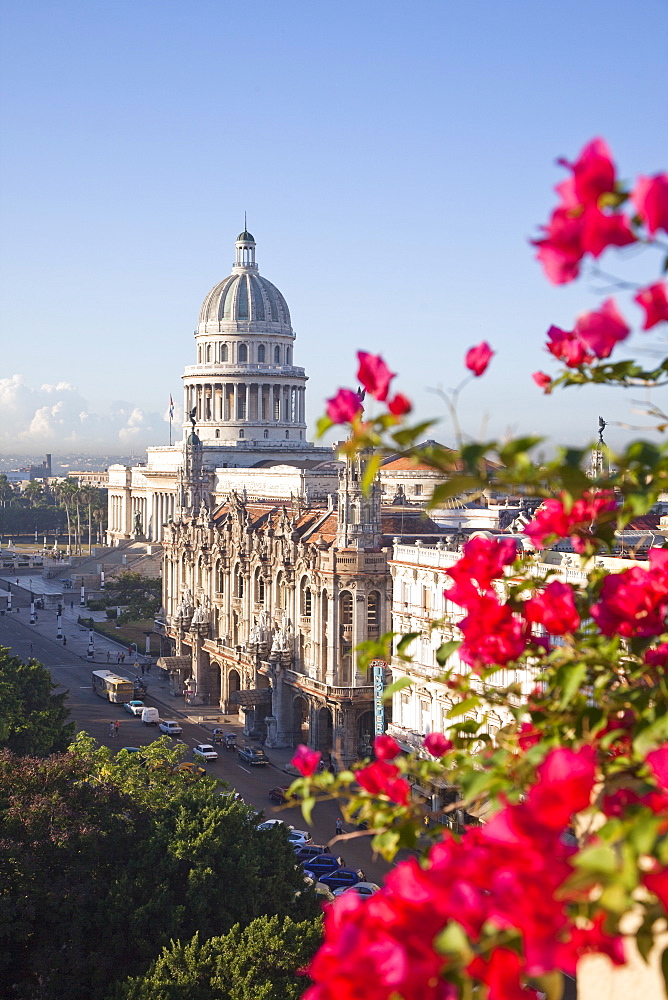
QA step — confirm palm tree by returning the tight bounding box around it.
[55,480,78,556]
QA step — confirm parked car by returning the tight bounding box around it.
[302,875,336,902]
[287,829,312,845]
[158,720,183,736]
[141,707,159,725]
[293,844,332,863]
[311,867,366,891]
[257,819,293,832]
[237,745,268,765]
[300,854,344,878]
[193,743,218,760]
[333,881,381,898]
[123,700,145,716]
[268,786,291,804]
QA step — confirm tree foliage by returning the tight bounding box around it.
[117,915,322,1000]
[0,646,74,754]
[106,571,163,621]
[0,737,319,1000]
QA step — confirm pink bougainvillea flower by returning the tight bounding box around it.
[423,732,452,757]
[532,371,552,391]
[458,592,528,671]
[356,759,411,805]
[546,324,593,368]
[591,549,668,639]
[524,580,580,635]
[445,535,517,602]
[387,392,412,416]
[645,643,668,669]
[468,948,528,1000]
[646,745,668,792]
[357,351,396,402]
[291,744,321,777]
[634,281,668,330]
[580,205,635,258]
[326,388,363,424]
[632,173,668,235]
[644,867,668,912]
[533,206,585,284]
[574,298,630,359]
[523,491,616,552]
[465,341,494,376]
[559,137,616,207]
[373,734,402,761]
[526,745,596,829]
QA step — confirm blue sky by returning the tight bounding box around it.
[0,0,666,456]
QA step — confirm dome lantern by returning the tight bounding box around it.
[234,215,257,271]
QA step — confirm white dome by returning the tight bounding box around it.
[198,232,292,334]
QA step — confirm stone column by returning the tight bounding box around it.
[326,591,337,686]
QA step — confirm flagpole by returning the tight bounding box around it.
[169,414,172,447]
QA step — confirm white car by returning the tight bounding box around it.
[333,881,381,898]
[257,818,292,832]
[287,829,312,845]
[193,743,218,760]
[158,720,183,736]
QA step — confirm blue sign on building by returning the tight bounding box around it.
[371,660,387,737]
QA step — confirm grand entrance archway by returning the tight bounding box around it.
[317,706,334,756]
[357,710,374,758]
[292,695,309,746]
[227,668,241,714]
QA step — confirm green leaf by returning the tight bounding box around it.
[391,421,437,448]
[661,945,668,993]
[558,661,587,708]
[361,453,382,494]
[396,632,421,655]
[572,843,617,875]
[446,696,480,719]
[315,414,334,438]
[529,971,564,1000]
[433,920,472,960]
[634,714,668,756]
[300,795,315,826]
[381,676,413,702]
[435,640,462,666]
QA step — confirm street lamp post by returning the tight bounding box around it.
[80,577,85,607]
[7,590,11,613]
[87,630,94,660]
[30,593,35,625]
[56,612,62,640]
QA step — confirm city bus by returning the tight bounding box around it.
[91,670,134,703]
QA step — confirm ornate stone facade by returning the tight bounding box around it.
[161,456,396,767]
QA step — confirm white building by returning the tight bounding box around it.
[107,229,331,543]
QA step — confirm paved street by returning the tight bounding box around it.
[0,602,392,885]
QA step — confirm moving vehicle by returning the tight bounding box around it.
[257,819,292,832]
[141,707,159,725]
[193,743,218,760]
[237,745,268,765]
[123,700,145,716]
[268,786,290,804]
[333,881,381,898]
[91,670,134,704]
[300,854,344,878]
[159,720,183,736]
[311,867,366,891]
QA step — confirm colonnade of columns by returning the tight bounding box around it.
[184,382,306,426]
[150,492,176,542]
[108,493,128,534]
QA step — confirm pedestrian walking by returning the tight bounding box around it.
[106,651,111,663]
[29,642,33,656]
[335,817,343,836]
[70,600,74,610]
[121,653,125,663]
[140,663,145,675]
[117,652,121,664]
[114,720,120,736]
[109,723,115,738]
[62,637,67,647]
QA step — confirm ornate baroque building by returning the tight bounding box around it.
[160,455,396,766]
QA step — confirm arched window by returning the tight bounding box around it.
[340,591,353,624]
[276,572,285,609]
[255,570,265,604]
[274,345,281,364]
[239,429,244,439]
[301,581,312,617]
[368,591,379,631]
[285,430,289,439]
[286,346,292,365]
[215,428,220,438]
[238,343,248,363]
[264,429,269,439]
[206,344,212,362]
[257,344,266,363]
[234,565,244,598]
[220,343,228,362]
[216,564,224,595]
[198,345,202,364]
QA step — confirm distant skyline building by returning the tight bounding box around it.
[107,230,331,542]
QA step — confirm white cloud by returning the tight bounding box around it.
[0,374,173,453]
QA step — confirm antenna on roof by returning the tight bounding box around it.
[244,210,247,232]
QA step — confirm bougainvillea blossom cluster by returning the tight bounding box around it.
[305,747,625,1000]
[523,490,616,553]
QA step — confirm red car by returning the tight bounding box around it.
[269,786,290,804]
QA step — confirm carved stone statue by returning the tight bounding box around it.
[133,511,142,536]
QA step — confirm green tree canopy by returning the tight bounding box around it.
[0,647,74,754]
[1,737,320,1000]
[117,915,322,1000]
[107,571,162,621]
